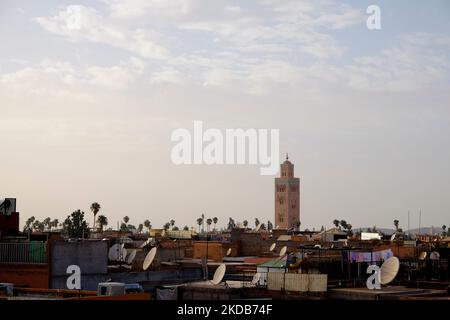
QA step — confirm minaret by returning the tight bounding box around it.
[274,154,300,229]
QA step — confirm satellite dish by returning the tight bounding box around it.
[269,243,276,252]
[120,247,127,261]
[380,256,400,285]
[314,244,321,249]
[390,233,396,241]
[143,247,157,270]
[251,273,261,285]
[279,246,287,257]
[108,244,120,261]
[430,251,440,260]
[419,251,427,260]
[127,249,137,264]
[255,224,262,232]
[211,263,226,285]
[140,239,150,248]
[226,248,232,256]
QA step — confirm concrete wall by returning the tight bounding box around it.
[50,240,108,290]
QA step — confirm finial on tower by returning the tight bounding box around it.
[286,153,289,161]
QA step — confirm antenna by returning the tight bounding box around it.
[127,249,137,264]
[379,256,400,285]
[143,247,157,270]
[140,238,150,249]
[418,251,427,260]
[251,273,261,285]
[120,247,127,262]
[407,210,410,239]
[279,246,287,257]
[430,251,440,260]
[108,244,121,261]
[269,243,276,252]
[419,209,421,235]
[211,263,226,285]
[226,248,232,256]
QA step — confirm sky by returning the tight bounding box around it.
[1,0,450,231]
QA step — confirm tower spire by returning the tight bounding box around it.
[286,153,289,161]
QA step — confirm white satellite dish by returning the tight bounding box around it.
[279,246,287,257]
[430,251,440,260]
[120,247,127,261]
[269,243,276,252]
[226,248,232,256]
[255,224,262,232]
[127,249,137,264]
[251,273,261,285]
[108,244,120,261]
[390,233,396,241]
[419,251,427,260]
[380,256,400,285]
[140,239,150,248]
[211,263,226,285]
[143,247,157,271]
[314,244,321,249]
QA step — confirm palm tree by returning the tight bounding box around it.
[170,219,175,230]
[183,225,189,231]
[51,219,59,230]
[196,218,203,233]
[201,214,205,232]
[138,223,144,233]
[442,225,447,237]
[90,202,101,230]
[163,222,171,230]
[333,219,340,229]
[173,226,179,231]
[123,216,130,224]
[206,218,212,232]
[97,215,108,232]
[394,219,399,231]
[340,220,347,230]
[213,217,218,231]
[243,220,249,229]
[144,220,151,232]
[43,217,51,231]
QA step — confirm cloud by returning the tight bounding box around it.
[35,5,170,59]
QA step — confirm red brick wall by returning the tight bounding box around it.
[0,263,49,288]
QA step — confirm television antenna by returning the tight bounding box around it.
[143,247,157,271]
[108,244,120,261]
[418,251,427,260]
[430,251,440,260]
[279,246,287,257]
[379,256,400,285]
[211,263,226,285]
[127,249,137,264]
[269,243,276,252]
[251,272,261,285]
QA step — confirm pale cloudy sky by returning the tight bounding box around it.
[1,0,450,231]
